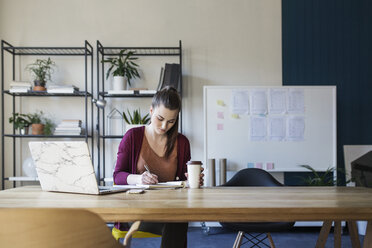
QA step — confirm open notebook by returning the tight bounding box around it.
[114,181,186,189]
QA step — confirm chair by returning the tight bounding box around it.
[220,168,295,248]
[0,208,123,248]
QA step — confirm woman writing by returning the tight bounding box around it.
[113,86,203,247]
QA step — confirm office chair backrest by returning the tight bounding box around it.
[223,168,283,187]
[0,208,122,248]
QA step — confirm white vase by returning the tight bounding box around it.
[112,76,126,91]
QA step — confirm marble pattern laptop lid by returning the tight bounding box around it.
[29,141,100,194]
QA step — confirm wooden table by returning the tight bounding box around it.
[1,186,372,247]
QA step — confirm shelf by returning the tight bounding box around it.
[98,47,180,57]
[4,90,92,97]
[101,135,124,139]
[4,134,92,138]
[7,177,39,182]
[2,41,93,56]
[99,92,155,98]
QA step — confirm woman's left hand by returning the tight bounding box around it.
[185,167,205,187]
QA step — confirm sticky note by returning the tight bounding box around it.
[266,163,274,170]
[217,123,224,130]
[231,114,240,119]
[255,162,263,169]
[217,112,224,119]
[247,163,254,168]
[217,100,226,106]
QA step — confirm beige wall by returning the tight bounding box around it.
[0,0,282,188]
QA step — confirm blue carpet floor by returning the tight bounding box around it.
[129,227,364,248]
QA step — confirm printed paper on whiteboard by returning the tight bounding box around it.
[268,116,286,141]
[231,90,249,114]
[250,116,267,141]
[250,89,268,115]
[269,89,287,114]
[287,116,305,141]
[287,89,305,114]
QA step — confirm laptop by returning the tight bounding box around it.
[29,141,128,195]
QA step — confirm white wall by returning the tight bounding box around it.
[0,0,282,188]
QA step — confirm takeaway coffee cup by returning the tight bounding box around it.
[187,161,203,189]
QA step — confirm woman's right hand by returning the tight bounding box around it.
[140,171,158,185]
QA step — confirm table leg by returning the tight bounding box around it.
[316,221,332,248]
[334,221,341,248]
[363,221,372,248]
[348,221,361,248]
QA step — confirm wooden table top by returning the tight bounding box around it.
[1,186,372,222]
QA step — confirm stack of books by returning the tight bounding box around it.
[54,119,83,135]
[47,84,79,94]
[9,81,32,93]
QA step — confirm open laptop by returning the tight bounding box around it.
[29,141,128,195]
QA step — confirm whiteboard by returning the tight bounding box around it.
[203,86,336,173]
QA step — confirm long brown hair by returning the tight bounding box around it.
[151,86,181,158]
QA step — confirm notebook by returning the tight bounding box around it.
[28,141,128,195]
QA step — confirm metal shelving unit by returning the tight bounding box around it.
[1,40,94,189]
[96,40,182,184]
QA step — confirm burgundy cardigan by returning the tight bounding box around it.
[113,126,191,185]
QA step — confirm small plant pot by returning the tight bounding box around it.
[112,76,126,91]
[19,126,29,135]
[33,80,46,91]
[125,124,145,133]
[31,123,45,135]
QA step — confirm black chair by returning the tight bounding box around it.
[220,168,295,248]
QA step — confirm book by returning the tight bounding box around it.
[139,90,157,94]
[9,87,30,93]
[157,67,164,91]
[107,90,134,95]
[135,181,186,189]
[9,81,32,87]
[47,84,79,93]
[162,63,180,91]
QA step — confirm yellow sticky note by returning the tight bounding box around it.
[231,114,240,119]
[217,100,225,106]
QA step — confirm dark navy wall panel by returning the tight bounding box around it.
[282,0,372,185]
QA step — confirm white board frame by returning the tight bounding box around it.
[203,86,337,174]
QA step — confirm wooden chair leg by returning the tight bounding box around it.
[316,221,332,248]
[267,232,275,248]
[123,221,141,248]
[233,231,244,248]
[363,221,372,248]
[348,221,361,248]
[334,221,341,248]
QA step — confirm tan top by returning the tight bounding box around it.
[137,134,178,182]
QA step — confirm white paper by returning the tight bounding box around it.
[231,90,249,114]
[287,89,305,114]
[268,117,286,141]
[269,89,287,114]
[250,89,268,115]
[250,116,267,141]
[287,116,305,141]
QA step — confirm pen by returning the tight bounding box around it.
[144,164,151,174]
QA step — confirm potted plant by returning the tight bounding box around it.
[26,57,55,91]
[122,109,150,132]
[9,113,32,135]
[298,165,350,186]
[29,111,54,135]
[102,49,140,91]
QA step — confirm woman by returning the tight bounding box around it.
[113,86,203,248]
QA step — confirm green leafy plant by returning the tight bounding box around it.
[298,165,350,186]
[102,49,140,86]
[43,118,55,136]
[9,113,32,129]
[122,109,150,125]
[26,57,55,84]
[29,111,44,124]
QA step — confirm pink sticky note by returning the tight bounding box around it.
[217,112,224,119]
[217,124,224,130]
[255,162,263,169]
[266,163,274,170]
